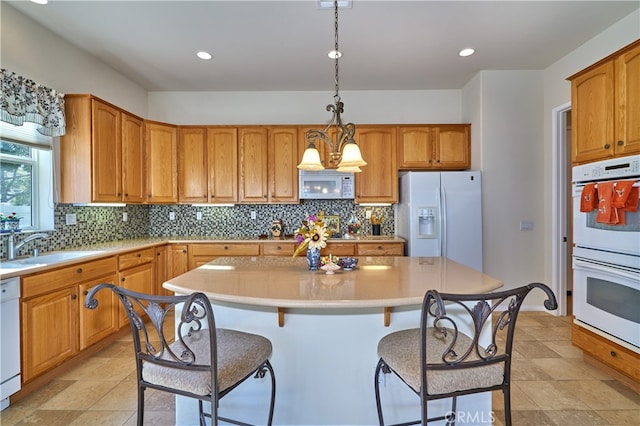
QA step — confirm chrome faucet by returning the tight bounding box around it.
[7,232,50,260]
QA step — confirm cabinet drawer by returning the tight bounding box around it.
[189,243,260,256]
[118,248,155,270]
[23,256,117,299]
[572,323,640,382]
[262,242,296,256]
[322,242,355,256]
[356,243,404,256]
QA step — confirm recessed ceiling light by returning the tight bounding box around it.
[30,0,48,4]
[317,1,352,9]
[328,50,342,59]
[196,51,213,60]
[459,48,475,57]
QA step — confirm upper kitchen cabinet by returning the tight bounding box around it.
[569,40,640,164]
[397,124,470,170]
[145,121,178,203]
[239,127,298,203]
[268,127,299,203]
[355,126,398,204]
[177,127,239,204]
[60,95,144,203]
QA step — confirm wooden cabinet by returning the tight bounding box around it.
[167,244,189,279]
[79,274,119,350]
[262,242,297,256]
[154,244,170,296]
[239,127,269,203]
[321,242,356,256]
[570,40,640,164]
[261,240,402,257]
[208,127,239,203]
[398,125,470,170]
[572,323,639,385]
[60,95,145,203]
[178,127,239,203]
[117,248,155,327]
[268,127,299,203]
[188,243,260,269]
[21,256,117,382]
[356,242,404,256]
[355,126,398,204]
[145,121,178,203]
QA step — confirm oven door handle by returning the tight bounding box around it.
[573,258,640,281]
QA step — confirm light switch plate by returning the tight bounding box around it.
[65,213,77,225]
[122,212,128,222]
[196,212,203,220]
[169,212,176,221]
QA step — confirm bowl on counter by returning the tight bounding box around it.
[337,257,358,271]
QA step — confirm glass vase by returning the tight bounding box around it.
[306,246,321,271]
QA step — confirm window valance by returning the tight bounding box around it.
[1,68,66,137]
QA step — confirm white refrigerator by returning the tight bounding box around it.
[395,171,483,271]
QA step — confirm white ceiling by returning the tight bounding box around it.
[7,0,639,92]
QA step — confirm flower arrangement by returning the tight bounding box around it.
[0,212,21,221]
[292,212,332,258]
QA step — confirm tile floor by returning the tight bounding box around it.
[1,312,639,425]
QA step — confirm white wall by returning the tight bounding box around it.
[0,2,148,117]
[462,71,546,299]
[147,90,462,125]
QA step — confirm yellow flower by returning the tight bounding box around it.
[292,213,332,258]
[306,224,329,249]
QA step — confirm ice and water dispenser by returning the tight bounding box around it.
[417,207,438,238]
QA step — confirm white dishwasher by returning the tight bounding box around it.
[1,277,21,411]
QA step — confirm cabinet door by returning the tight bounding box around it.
[91,100,122,202]
[208,127,239,203]
[154,245,170,296]
[434,125,470,170]
[616,43,640,157]
[167,244,189,280]
[269,127,299,203]
[239,127,268,203]
[146,122,178,203]
[118,263,154,327]
[79,274,119,350]
[22,287,78,382]
[571,61,615,164]
[355,126,398,203]
[122,113,145,203]
[178,127,208,203]
[397,127,434,169]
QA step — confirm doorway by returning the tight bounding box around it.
[552,102,572,316]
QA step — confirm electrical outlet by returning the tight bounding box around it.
[365,210,372,219]
[251,211,257,220]
[122,212,128,222]
[169,212,175,221]
[196,212,203,220]
[65,213,77,225]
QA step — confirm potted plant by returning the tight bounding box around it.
[5,212,21,231]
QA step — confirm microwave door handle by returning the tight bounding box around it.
[574,258,640,281]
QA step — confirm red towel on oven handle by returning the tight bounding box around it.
[611,180,636,208]
[596,182,615,224]
[580,183,598,212]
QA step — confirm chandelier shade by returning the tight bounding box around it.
[297,0,366,173]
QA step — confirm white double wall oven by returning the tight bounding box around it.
[572,155,640,350]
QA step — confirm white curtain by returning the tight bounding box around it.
[1,68,65,137]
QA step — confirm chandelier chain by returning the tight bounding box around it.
[334,0,340,103]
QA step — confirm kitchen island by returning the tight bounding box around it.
[164,256,503,426]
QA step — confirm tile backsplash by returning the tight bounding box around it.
[1,201,394,258]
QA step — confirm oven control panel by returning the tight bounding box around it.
[573,154,640,183]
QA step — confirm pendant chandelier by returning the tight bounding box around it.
[297,0,367,173]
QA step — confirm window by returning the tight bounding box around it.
[0,126,54,231]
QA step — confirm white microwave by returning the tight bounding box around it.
[299,170,355,199]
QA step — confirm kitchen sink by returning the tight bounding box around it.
[1,251,104,270]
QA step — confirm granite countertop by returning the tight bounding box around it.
[164,256,502,309]
[0,236,405,278]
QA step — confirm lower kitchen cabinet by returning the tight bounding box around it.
[118,249,155,327]
[167,244,189,280]
[20,256,117,383]
[154,244,171,296]
[79,274,119,350]
[188,243,260,269]
[356,242,405,256]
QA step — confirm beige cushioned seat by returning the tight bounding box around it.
[143,328,273,396]
[377,327,504,395]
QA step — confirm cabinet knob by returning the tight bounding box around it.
[121,277,126,282]
[182,249,187,253]
[378,245,383,250]
[604,143,611,149]
[610,351,617,357]
[137,253,141,257]
[76,268,83,273]
[617,140,624,146]
[83,290,88,296]
[124,193,128,197]
[71,294,78,300]
[224,246,229,250]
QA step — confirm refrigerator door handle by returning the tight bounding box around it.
[440,185,446,257]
